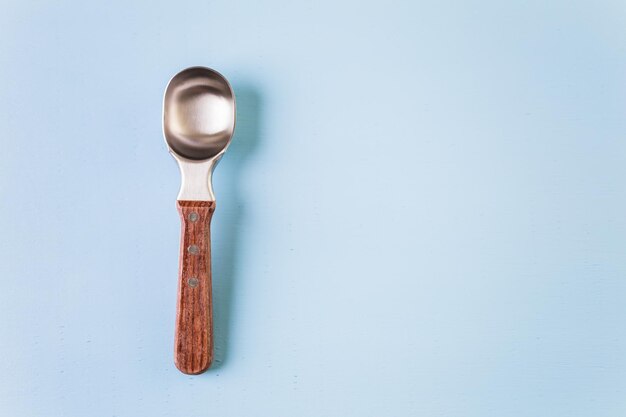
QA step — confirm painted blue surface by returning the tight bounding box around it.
[1,0,625,415]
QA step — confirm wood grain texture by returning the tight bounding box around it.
[174,200,216,374]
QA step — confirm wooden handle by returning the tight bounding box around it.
[174,200,216,374]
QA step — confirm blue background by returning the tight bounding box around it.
[1,0,625,416]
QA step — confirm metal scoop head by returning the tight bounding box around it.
[163,67,236,201]
[163,66,235,161]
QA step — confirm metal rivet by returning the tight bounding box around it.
[188,277,199,288]
[188,212,199,222]
[187,245,199,255]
